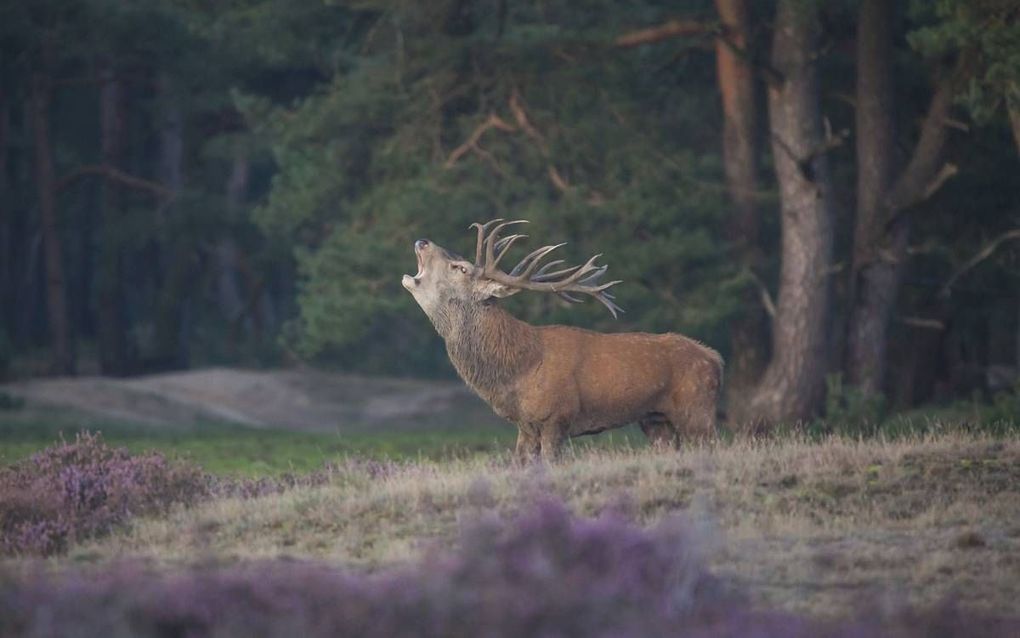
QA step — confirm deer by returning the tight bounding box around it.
[401,219,723,462]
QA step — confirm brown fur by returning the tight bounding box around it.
[403,240,723,462]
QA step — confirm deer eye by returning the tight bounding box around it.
[459,266,468,274]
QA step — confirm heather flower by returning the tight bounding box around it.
[3,498,1015,637]
[1,434,406,556]
[0,432,208,556]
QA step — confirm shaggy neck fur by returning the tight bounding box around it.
[432,299,541,401]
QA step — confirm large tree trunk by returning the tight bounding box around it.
[218,147,250,355]
[0,86,10,337]
[846,0,961,397]
[845,0,901,396]
[97,63,131,375]
[746,0,835,424]
[152,77,189,370]
[1009,107,1020,155]
[713,0,768,419]
[31,69,74,375]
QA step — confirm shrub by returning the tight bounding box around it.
[822,373,886,435]
[0,434,405,556]
[980,381,1020,428]
[0,432,209,556]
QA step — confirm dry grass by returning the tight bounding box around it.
[60,432,1020,618]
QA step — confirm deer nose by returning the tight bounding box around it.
[415,239,429,250]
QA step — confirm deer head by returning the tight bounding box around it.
[401,219,623,330]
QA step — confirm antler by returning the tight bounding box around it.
[467,218,624,318]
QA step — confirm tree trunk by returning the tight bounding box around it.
[746,0,835,424]
[0,86,10,336]
[152,77,189,369]
[218,147,250,354]
[1009,107,1020,155]
[846,0,961,397]
[97,63,131,375]
[713,0,768,419]
[845,0,900,396]
[31,69,74,375]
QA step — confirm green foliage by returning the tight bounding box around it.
[822,374,888,436]
[986,382,1020,424]
[908,0,1020,121]
[247,0,744,372]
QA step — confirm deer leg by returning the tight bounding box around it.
[515,426,541,464]
[665,405,715,448]
[682,404,717,442]
[539,425,566,463]
[640,415,677,449]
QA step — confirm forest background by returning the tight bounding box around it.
[1,0,1018,427]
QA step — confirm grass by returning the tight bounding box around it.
[39,430,1015,618]
[0,416,509,476]
[2,394,1018,620]
[0,406,652,476]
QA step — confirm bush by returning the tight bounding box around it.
[979,381,1020,427]
[2,498,1017,637]
[0,432,209,556]
[0,433,406,556]
[822,374,887,435]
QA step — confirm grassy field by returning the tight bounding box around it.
[2,393,1019,625]
[3,397,1013,476]
[0,404,654,475]
[39,431,1013,618]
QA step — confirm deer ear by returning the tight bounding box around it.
[474,278,520,299]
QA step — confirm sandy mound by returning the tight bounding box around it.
[4,368,503,432]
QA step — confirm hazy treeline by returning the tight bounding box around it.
[0,0,1017,423]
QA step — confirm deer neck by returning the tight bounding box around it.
[441,301,541,402]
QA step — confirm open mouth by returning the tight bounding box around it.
[413,248,425,279]
[402,244,425,290]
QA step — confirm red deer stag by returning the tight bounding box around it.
[402,219,723,462]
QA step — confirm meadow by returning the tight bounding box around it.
[1,395,1019,636]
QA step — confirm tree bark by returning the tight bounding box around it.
[615,19,710,48]
[152,76,189,370]
[714,0,768,419]
[31,69,74,375]
[846,0,961,396]
[845,0,900,396]
[746,0,835,424]
[1009,107,1020,156]
[97,63,130,375]
[218,146,250,354]
[0,86,10,337]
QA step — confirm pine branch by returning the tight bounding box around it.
[56,164,174,198]
[883,54,973,227]
[616,15,783,85]
[614,19,711,48]
[940,228,1020,297]
[747,270,776,319]
[444,114,515,168]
